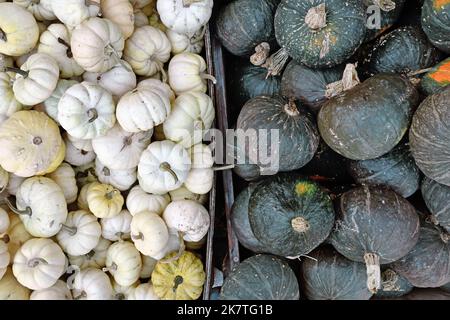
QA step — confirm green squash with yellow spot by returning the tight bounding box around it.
[421,57,450,95]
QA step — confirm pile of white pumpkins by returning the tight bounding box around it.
[0,0,215,300]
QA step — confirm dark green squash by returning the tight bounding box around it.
[441,282,450,293]
[274,0,366,69]
[215,0,280,56]
[318,73,419,160]
[410,86,450,186]
[220,254,300,300]
[374,268,414,298]
[248,174,335,258]
[362,26,442,77]
[421,177,450,233]
[301,246,372,300]
[393,288,450,300]
[363,0,406,42]
[347,143,421,198]
[422,0,450,53]
[420,57,450,96]
[392,222,450,288]
[235,96,320,176]
[330,186,420,293]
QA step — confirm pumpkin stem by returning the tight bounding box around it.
[305,3,327,30]
[407,67,432,77]
[3,67,29,78]
[105,189,118,200]
[0,234,9,244]
[173,275,184,291]
[57,37,73,58]
[85,250,95,259]
[5,197,32,217]
[0,28,6,42]
[73,291,87,300]
[364,252,381,294]
[283,98,300,117]
[28,257,48,268]
[200,73,217,84]
[250,42,271,67]
[264,47,289,78]
[381,269,401,292]
[116,232,125,241]
[372,0,396,12]
[105,44,131,72]
[440,232,450,243]
[325,63,360,98]
[182,0,202,7]
[160,162,179,184]
[291,217,310,233]
[87,108,98,123]
[213,164,235,171]
[159,231,186,264]
[102,166,111,177]
[33,136,43,145]
[131,232,144,241]
[61,224,78,236]
[115,293,126,300]
[102,262,118,272]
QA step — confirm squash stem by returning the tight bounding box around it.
[264,47,289,78]
[372,0,396,12]
[115,293,126,300]
[28,257,48,268]
[440,232,450,243]
[173,275,184,291]
[57,37,73,58]
[105,189,117,200]
[4,67,29,78]
[0,234,9,244]
[291,217,310,233]
[61,224,78,236]
[364,252,381,294]
[160,232,186,264]
[106,44,130,72]
[85,250,95,259]
[212,164,235,171]
[138,130,153,143]
[250,42,271,66]
[160,162,179,184]
[305,3,327,30]
[102,262,118,272]
[0,28,6,42]
[116,232,125,241]
[283,98,300,117]
[131,232,144,241]
[325,63,360,98]
[380,269,400,292]
[5,197,32,217]
[73,291,87,300]
[407,67,432,77]
[200,73,217,84]
[102,166,111,177]
[87,108,98,123]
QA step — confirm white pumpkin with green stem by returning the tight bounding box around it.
[13,0,56,21]
[0,268,30,300]
[72,267,113,300]
[0,239,9,280]
[163,92,214,148]
[166,27,204,54]
[0,207,9,234]
[86,182,124,219]
[126,185,170,216]
[43,80,78,123]
[30,280,72,300]
[56,210,101,256]
[104,241,142,287]
[138,140,191,195]
[64,134,96,167]
[140,254,157,279]
[92,123,152,170]
[128,283,159,300]
[101,0,135,39]
[112,279,139,300]
[58,81,116,140]
[0,2,39,56]
[51,0,100,29]
[38,24,84,79]
[71,17,125,73]
[95,158,136,192]
[46,163,78,204]
[0,72,23,118]
[130,211,169,258]
[1,214,32,259]
[12,238,66,290]
[68,237,111,269]
[123,26,171,77]
[100,209,132,241]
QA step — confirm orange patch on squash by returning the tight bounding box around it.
[295,181,316,196]
[434,0,450,9]
[430,61,450,84]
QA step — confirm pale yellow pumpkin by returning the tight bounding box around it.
[101,0,135,39]
[104,241,142,287]
[86,182,124,219]
[130,211,169,258]
[0,72,23,119]
[2,213,32,259]
[0,268,30,300]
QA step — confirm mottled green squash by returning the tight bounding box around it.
[422,0,450,53]
[374,268,414,298]
[421,57,450,96]
[421,177,450,233]
[363,0,406,42]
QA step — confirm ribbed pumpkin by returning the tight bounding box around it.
[421,177,450,233]
[318,73,419,160]
[409,86,450,186]
[374,267,414,298]
[363,0,406,42]
[421,57,450,96]
[220,254,299,300]
[421,0,450,53]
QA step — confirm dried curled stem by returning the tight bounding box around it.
[159,232,186,264]
[364,252,381,294]
[264,47,289,78]
[5,197,32,217]
[373,0,396,12]
[160,162,179,184]
[250,42,271,66]
[305,3,327,30]
[57,37,73,58]
[325,63,360,98]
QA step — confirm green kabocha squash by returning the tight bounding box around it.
[330,186,420,294]
[363,0,406,42]
[347,143,421,198]
[220,254,299,300]
[392,222,450,288]
[441,282,450,293]
[301,246,372,300]
[420,57,450,96]
[421,177,450,233]
[215,0,280,56]
[273,0,366,69]
[318,73,419,160]
[410,86,450,186]
[229,141,261,182]
[374,267,414,299]
[235,96,320,176]
[248,174,335,258]
[422,0,450,53]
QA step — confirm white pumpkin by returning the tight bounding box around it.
[71,17,125,73]
[2,214,32,259]
[92,123,152,170]
[83,61,136,99]
[51,0,100,28]
[0,167,8,195]
[138,140,191,195]
[6,174,25,196]
[12,53,59,106]
[0,207,9,234]
[104,241,142,287]
[12,238,66,290]
[56,210,101,256]
[168,52,215,95]
[0,240,9,280]
[38,24,84,79]
[157,0,213,36]
[66,133,93,152]
[95,158,136,192]
[0,268,30,300]
[163,92,214,147]
[126,185,170,216]
[64,134,96,167]
[100,209,132,241]
[101,0,135,39]
[134,9,149,28]
[116,79,172,133]
[130,211,169,258]
[166,28,204,54]
[139,78,175,101]
[139,254,157,279]
[13,177,68,238]
[58,81,116,140]
[169,185,207,204]
[128,283,159,300]
[86,182,124,219]
[43,79,78,123]
[112,279,139,300]
[72,267,113,300]
[0,2,40,56]
[163,200,209,242]
[68,237,111,269]
[13,0,55,21]
[0,72,23,118]
[184,144,213,194]
[123,26,171,77]
[30,280,72,300]
[46,163,78,204]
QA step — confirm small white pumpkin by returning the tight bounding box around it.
[38,24,84,79]
[13,176,68,238]
[128,283,159,300]
[157,0,213,36]
[95,158,136,192]
[140,254,157,279]
[0,72,23,118]
[163,200,209,242]
[43,79,78,123]
[0,2,40,56]
[64,134,96,167]
[139,78,175,101]
[123,26,171,77]
[12,238,66,290]
[68,237,111,269]
[92,123,152,170]
[6,174,25,196]
[13,0,56,21]
[138,140,191,195]
[0,240,9,280]
[46,163,78,204]
[0,207,9,234]
[12,53,59,106]
[58,81,116,140]
[71,17,125,73]
[0,167,9,195]
[163,92,214,147]
[86,182,124,219]
[30,280,73,300]
[184,144,213,194]
[166,28,204,54]
[83,61,136,99]
[101,0,135,39]
[130,211,169,258]
[126,185,170,216]
[56,210,101,256]
[0,268,30,300]
[2,214,32,259]
[169,185,207,204]
[112,279,139,300]
[51,0,100,29]
[72,267,113,300]
[104,241,142,287]
[134,9,149,28]
[100,209,132,241]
